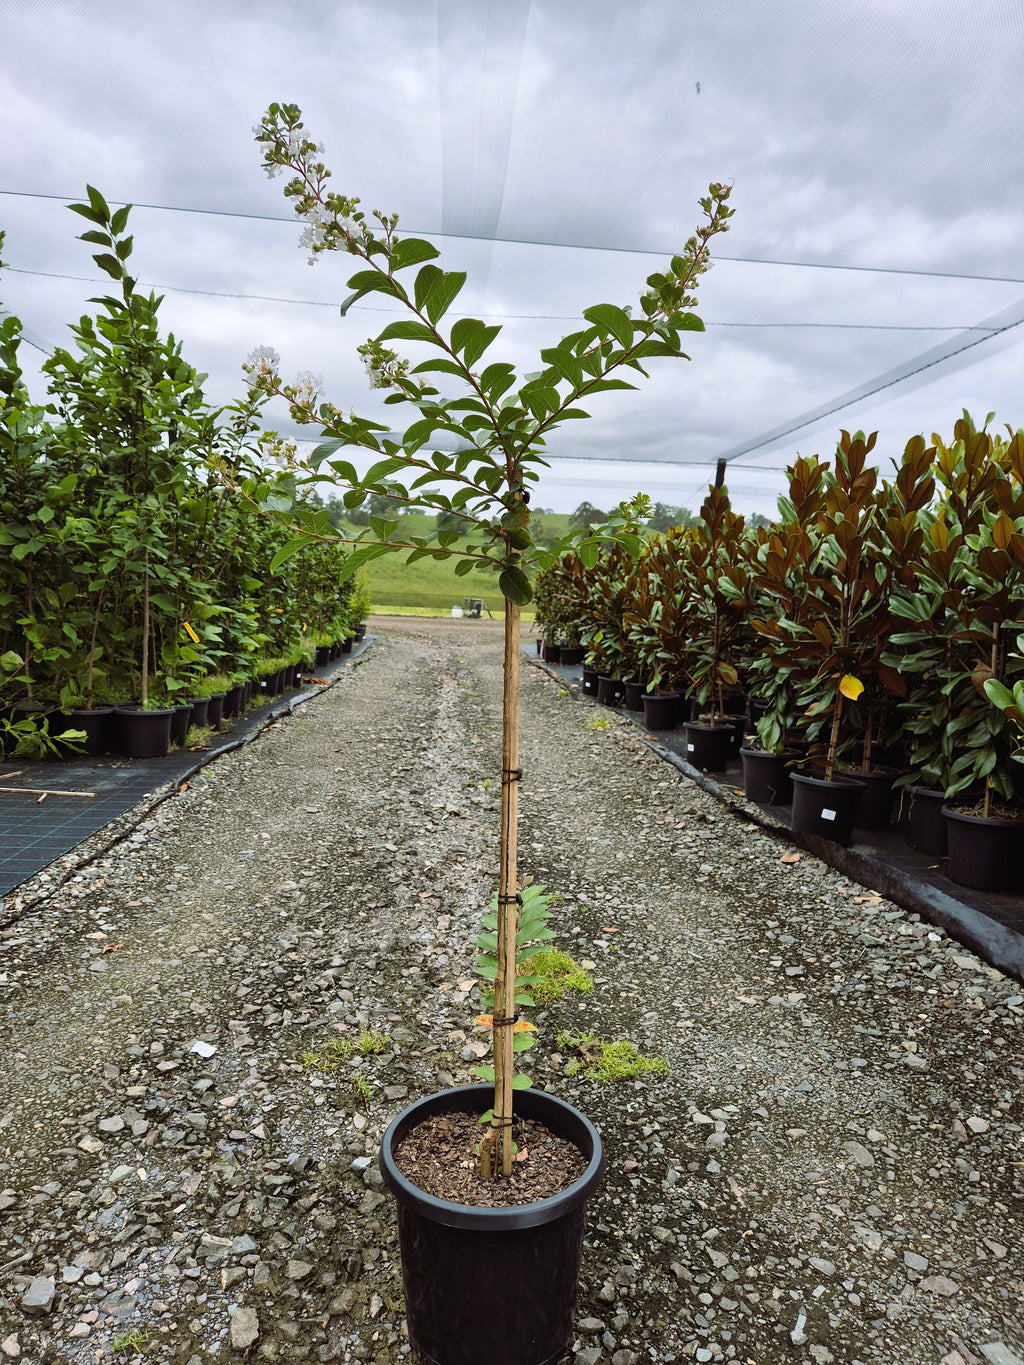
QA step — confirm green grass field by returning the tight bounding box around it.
[349,511,572,614]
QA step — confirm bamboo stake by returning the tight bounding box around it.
[0,787,96,798]
[493,596,521,1179]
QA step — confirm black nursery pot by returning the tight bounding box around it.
[559,645,585,666]
[791,772,865,846]
[840,765,903,830]
[542,643,563,664]
[170,703,194,747]
[379,1085,605,1365]
[943,806,1024,892]
[904,786,947,855]
[188,697,210,729]
[739,747,798,805]
[641,691,679,730]
[315,645,331,667]
[597,675,625,706]
[623,680,645,712]
[55,707,117,757]
[581,667,600,698]
[205,693,226,730]
[682,721,732,773]
[116,706,174,759]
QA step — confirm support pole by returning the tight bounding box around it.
[493,596,522,1178]
[714,458,727,488]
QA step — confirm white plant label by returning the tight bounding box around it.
[821,808,837,821]
[687,743,695,752]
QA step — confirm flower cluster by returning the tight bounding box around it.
[357,340,410,391]
[281,370,324,422]
[254,104,364,263]
[257,432,299,470]
[242,345,281,392]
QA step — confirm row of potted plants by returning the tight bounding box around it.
[534,418,1024,892]
[0,196,370,760]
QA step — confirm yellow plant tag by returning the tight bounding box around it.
[839,674,864,700]
[183,621,200,644]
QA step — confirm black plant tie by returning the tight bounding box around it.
[491,1013,519,1030]
[489,1114,515,1129]
[496,892,524,907]
[501,767,523,785]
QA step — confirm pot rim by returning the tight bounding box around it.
[739,745,801,760]
[379,1084,605,1232]
[791,771,866,791]
[941,804,1024,829]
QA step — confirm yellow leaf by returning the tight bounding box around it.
[839,674,864,700]
[473,1014,493,1028]
[512,1019,537,1034]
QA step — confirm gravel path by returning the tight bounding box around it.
[0,617,1021,1365]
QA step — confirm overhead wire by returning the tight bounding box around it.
[1,265,996,332]
[2,187,1023,286]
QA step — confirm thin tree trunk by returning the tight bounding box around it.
[825,691,844,783]
[492,597,521,1179]
[141,557,150,708]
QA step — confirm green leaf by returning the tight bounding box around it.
[92,253,123,280]
[540,346,584,388]
[78,230,112,247]
[584,378,637,394]
[578,540,599,569]
[669,312,706,332]
[340,270,405,316]
[499,565,533,604]
[390,237,440,271]
[582,303,634,349]
[450,317,484,354]
[511,1075,532,1090]
[463,325,502,369]
[377,320,437,345]
[425,271,467,324]
[454,557,477,576]
[414,264,443,311]
[410,357,467,378]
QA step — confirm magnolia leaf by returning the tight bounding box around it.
[838,674,864,700]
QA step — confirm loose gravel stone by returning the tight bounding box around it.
[0,618,1022,1365]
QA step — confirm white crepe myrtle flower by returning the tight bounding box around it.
[242,346,281,388]
[291,371,323,406]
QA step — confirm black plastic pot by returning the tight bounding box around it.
[116,706,174,759]
[597,675,625,706]
[904,786,947,855]
[170,703,194,747]
[341,637,353,654]
[535,639,543,655]
[682,721,732,772]
[840,765,903,829]
[581,667,600,698]
[623,680,645,711]
[790,772,865,846]
[205,693,226,730]
[559,645,585,666]
[739,747,799,805]
[188,697,210,729]
[943,806,1024,892]
[55,707,117,757]
[542,643,563,664]
[379,1085,605,1365]
[641,691,679,730]
[355,623,367,642]
[315,645,331,667]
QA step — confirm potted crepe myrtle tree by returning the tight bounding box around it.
[246,102,732,1365]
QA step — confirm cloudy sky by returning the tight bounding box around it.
[2,0,1023,516]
